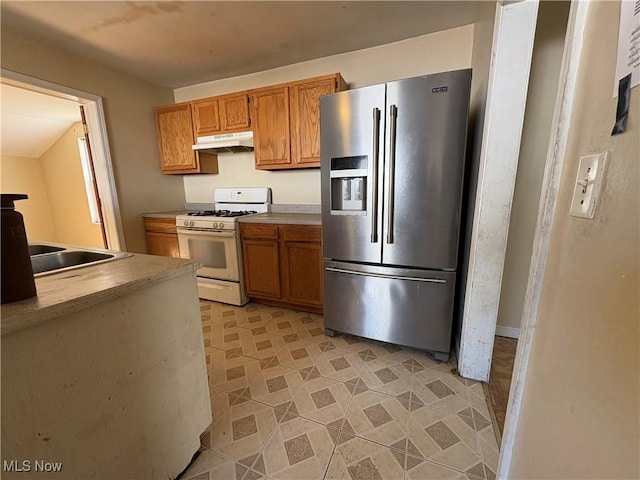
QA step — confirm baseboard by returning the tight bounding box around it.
[495,325,520,339]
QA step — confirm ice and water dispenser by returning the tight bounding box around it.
[330,156,368,215]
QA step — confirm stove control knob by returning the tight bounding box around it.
[189,220,195,227]
[183,220,189,227]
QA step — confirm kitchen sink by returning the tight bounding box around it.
[29,244,66,256]
[29,242,131,276]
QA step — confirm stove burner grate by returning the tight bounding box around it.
[187,210,258,217]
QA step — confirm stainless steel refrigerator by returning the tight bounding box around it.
[320,69,472,360]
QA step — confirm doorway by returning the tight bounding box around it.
[1,69,125,250]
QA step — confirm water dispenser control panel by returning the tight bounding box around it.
[330,156,368,215]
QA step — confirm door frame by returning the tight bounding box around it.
[1,68,126,251]
[496,2,588,476]
[458,0,540,381]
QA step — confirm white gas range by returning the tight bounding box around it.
[176,187,271,305]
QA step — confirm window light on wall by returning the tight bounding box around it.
[77,137,101,225]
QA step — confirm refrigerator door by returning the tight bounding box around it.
[382,69,471,270]
[323,260,456,353]
[321,84,386,264]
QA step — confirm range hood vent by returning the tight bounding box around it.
[192,131,254,154]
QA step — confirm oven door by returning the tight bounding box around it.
[177,228,240,282]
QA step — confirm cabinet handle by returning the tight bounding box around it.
[371,107,381,243]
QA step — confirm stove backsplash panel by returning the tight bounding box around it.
[181,154,321,205]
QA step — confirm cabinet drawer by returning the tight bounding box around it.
[240,223,279,240]
[143,217,177,234]
[281,224,321,242]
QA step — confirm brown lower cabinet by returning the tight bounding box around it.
[143,217,180,258]
[240,223,322,313]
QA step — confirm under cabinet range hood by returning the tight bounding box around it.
[192,131,254,154]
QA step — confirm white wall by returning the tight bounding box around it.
[175,25,475,205]
[1,124,107,248]
[497,1,570,335]
[1,26,183,253]
[508,1,639,477]
[0,155,56,242]
[39,123,104,248]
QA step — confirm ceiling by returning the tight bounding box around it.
[1,1,484,158]
[1,84,82,159]
[1,1,483,89]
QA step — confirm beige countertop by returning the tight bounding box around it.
[141,210,187,219]
[2,254,199,336]
[238,212,322,226]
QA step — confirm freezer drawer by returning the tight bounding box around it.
[323,261,456,354]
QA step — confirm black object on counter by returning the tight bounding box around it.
[1,194,37,304]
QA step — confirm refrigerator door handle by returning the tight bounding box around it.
[325,266,447,284]
[386,104,398,244]
[371,107,381,243]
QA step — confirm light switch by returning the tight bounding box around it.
[569,151,608,219]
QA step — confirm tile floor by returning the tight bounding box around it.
[181,301,500,480]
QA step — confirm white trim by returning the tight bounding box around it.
[1,68,98,104]
[83,99,126,250]
[458,0,539,381]
[496,2,589,478]
[0,68,126,250]
[494,325,520,339]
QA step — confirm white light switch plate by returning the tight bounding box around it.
[569,151,608,219]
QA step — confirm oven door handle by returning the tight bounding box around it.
[178,228,236,237]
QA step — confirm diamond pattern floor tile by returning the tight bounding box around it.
[325,433,406,480]
[291,375,353,427]
[359,360,414,396]
[194,300,500,480]
[279,341,366,383]
[405,404,482,473]
[344,389,408,450]
[261,415,337,479]
[411,368,474,414]
[207,399,279,460]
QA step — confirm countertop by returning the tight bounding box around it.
[2,254,199,336]
[238,212,322,226]
[141,210,187,219]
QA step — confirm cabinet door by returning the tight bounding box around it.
[154,103,198,173]
[242,239,281,299]
[251,86,291,169]
[290,78,336,167]
[220,93,251,132]
[192,98,221,136]
[282,241,323,307]
[146,232,181,258]
[281,225,323,307]
[144,217,180,258]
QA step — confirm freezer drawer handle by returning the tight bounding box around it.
[371,107,381,243]
[325,266,446,284]
[386,104,398,244]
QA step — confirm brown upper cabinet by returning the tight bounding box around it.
[251,73,347,170]
[153,73,346,174]
[154,102,218,174]
[192,92,251,137]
